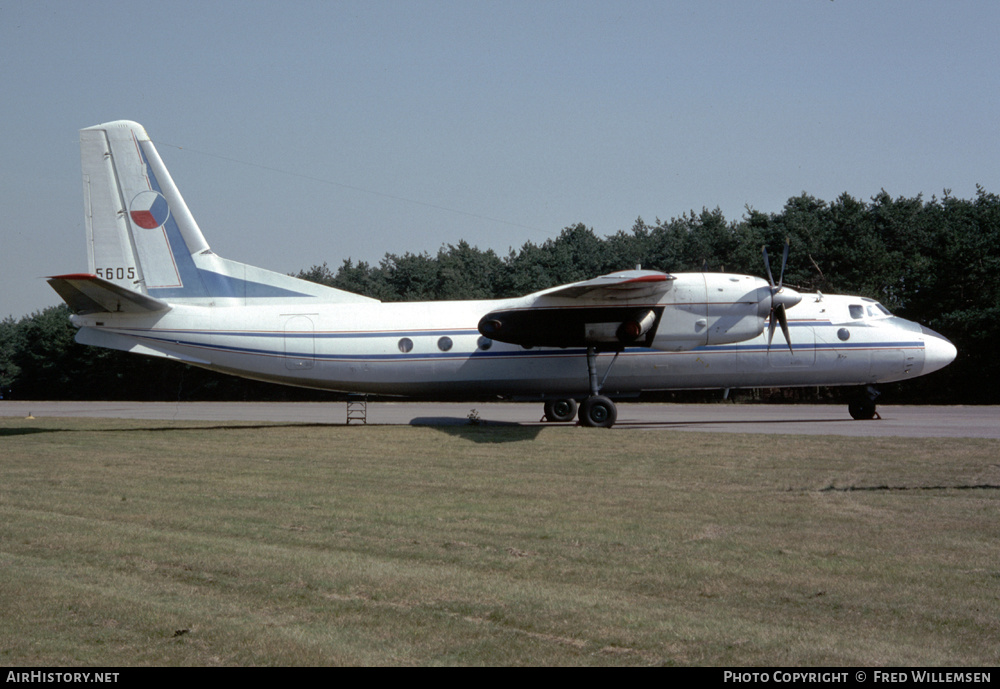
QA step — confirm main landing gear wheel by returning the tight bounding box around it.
[543,398,578,423]
[580,395,617,428]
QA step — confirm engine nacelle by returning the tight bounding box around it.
[649,274,771,352]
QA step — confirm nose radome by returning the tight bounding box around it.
[921,328,957,375]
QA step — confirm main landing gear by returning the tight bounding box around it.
[543,395,618,428]
[542,346,621,428]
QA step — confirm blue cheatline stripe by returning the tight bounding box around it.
[117,327,924,363]
[113,327,483,339]
[114,324,909,347]
[116,319,835,339]
[700,341,923,353]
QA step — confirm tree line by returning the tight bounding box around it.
[2,188,996,403]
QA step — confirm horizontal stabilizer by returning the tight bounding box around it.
[47,274,170,315]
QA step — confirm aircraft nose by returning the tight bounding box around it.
[921,326,957,375]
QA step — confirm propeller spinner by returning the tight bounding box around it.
[762,239,802,353]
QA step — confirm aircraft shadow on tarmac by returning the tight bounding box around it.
[0,426,63,437]
[410,417,543,443]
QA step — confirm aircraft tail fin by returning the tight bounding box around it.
[80,120,208,298]
[71,120,375,307]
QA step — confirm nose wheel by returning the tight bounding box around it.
[848,386,882,420]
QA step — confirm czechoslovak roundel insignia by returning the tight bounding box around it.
[129,191,170,229]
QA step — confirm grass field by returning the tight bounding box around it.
[1,416,998,666]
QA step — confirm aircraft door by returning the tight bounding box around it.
[284,316,315,370]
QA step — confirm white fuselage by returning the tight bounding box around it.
[70,288,956,400]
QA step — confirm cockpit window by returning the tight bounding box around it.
[874,303,893,316]
[849,304,864,319]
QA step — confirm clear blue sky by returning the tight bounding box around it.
[3,0,998,318]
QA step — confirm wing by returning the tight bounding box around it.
[478,270,673,349]
[535,269,675,300]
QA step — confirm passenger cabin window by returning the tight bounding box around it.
[849,304,864,319]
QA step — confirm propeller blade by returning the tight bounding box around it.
[776,303,793,354]
[778,238,789,290]
[762,245,775,288]
[763,240,794,353]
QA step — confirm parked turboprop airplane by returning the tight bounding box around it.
[48,121,956,427]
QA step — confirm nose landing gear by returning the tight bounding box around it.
[848,386,882,420]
